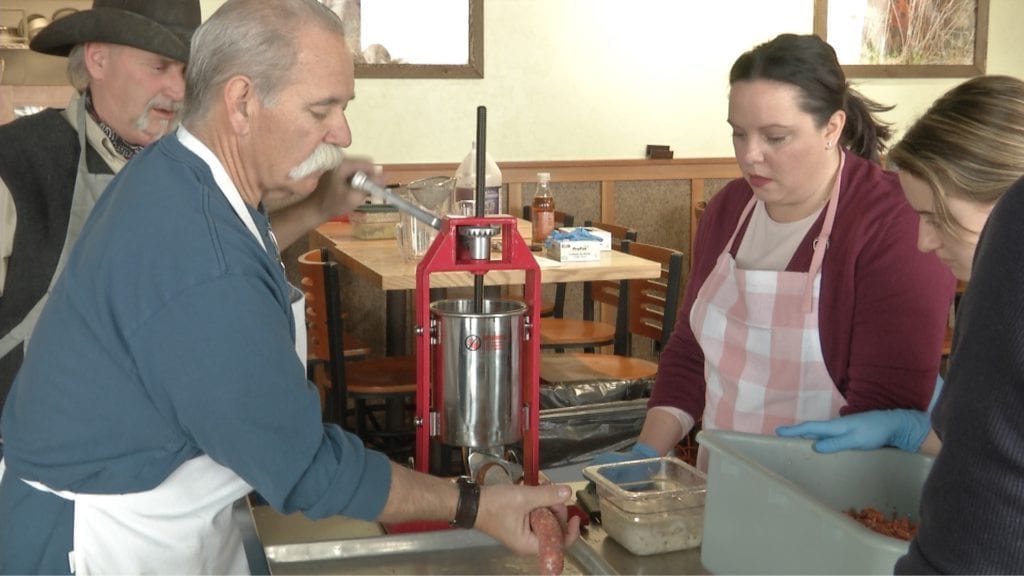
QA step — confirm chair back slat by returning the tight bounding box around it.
[582,221,637,327]
[585,220,637,250]
[623,241,685,345]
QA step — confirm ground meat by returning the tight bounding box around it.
[530,507,564,576]
[845,507,918,541]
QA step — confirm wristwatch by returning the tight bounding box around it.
[450,476,480,529]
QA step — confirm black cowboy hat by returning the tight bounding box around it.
[30,0,201,64]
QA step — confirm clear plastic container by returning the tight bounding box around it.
[582,456,706,556]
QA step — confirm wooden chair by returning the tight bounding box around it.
[583,220,637,251]
[539,240,685,385]
[537,221,638,352]
[299,249,370,414]
[299,248,416,461]
[520,206,575,318]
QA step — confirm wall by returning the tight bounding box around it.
[199,0,1023,164]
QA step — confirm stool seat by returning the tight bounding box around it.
[540,353,658,384]
[539,318,615,348]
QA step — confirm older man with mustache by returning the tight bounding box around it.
[0,1,579,573]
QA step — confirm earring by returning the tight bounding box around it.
[825,141,833,150]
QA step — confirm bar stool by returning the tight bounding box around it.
[299,249,371,412]
[538,221,638,352]
[299,248,417,461]
[539,240,685,385]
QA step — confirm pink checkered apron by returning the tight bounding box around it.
[691,155,848,470]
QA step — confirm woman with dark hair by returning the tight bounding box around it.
[594,33,955,469]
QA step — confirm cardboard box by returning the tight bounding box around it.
[546,238,601,262]
[698,430,934,575]
[557,227,612,251]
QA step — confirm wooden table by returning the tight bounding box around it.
[309,218,662,355]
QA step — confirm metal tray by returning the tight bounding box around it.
[264,527,615,575]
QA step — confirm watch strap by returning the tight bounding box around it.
[451,477,480,529]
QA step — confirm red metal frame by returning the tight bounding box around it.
[413,216,542,485]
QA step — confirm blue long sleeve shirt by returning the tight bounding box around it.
[0,133,391,573]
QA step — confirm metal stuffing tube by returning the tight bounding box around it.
[349,171,442,231]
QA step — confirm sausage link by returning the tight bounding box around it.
[530,507,564,576]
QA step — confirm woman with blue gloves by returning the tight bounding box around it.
[593,34,957,470]
[776,75,1024,462]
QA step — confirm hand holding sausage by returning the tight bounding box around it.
[473,483,581,557]
[530,506,565,575]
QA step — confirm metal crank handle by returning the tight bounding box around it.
[349,171,443,231]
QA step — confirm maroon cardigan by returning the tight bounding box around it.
[651,153,955,420]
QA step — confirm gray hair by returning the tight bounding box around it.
[66,45,90,91]
[181,0,346,126]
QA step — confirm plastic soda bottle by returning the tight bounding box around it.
[531,172,555,242]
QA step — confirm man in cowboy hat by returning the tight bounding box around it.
[0,0,578,573]
[0,0,200,434]
[0,0,374,434]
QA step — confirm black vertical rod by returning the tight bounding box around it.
[475,106,486,218]
[473,106,486,313]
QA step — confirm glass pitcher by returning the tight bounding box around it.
[393,176,452,261]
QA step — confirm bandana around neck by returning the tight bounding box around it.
[84,89,145,161]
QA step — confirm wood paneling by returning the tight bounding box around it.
[0,84,75,125]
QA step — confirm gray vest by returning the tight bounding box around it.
[0,109,111,410]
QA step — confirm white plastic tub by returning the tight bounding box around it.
[697,430,934,575]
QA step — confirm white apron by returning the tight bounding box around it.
[3,128,308,574]
[690,154,848,470]
[0,98,111,359]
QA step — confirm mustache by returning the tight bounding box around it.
[289,143,345,181]
[134,96,183,135]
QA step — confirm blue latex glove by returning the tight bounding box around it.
[591,442,659,467]
[589,442,660,486]
[775,410,931,453]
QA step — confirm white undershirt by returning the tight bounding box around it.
[735,200,824,271]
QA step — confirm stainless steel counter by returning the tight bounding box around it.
[240,481,707,575]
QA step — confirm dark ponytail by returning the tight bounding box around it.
[730,34,893,163]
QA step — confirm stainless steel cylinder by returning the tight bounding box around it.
[457,225,497,260]
[430,298,526,448]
